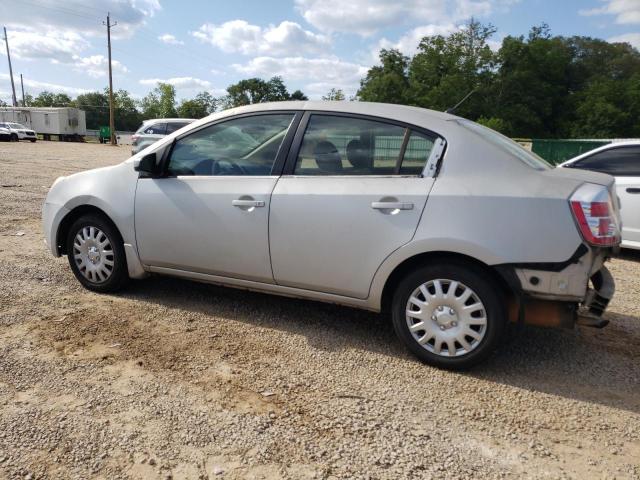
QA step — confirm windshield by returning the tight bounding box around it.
[10,123,27,129]
[459,119,551,171]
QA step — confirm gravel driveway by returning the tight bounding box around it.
[0,141,639,479]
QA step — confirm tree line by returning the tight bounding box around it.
[5,21,639,137]
[359,21,640,138]
[11,76,309,131]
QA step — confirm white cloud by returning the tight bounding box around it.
[192,20,330,56]
[608,32,640,48]
[139,77,213,89]
[70,55,129,78]
[5,28,128,78]
[295,0,518,35]
[232,56,368,99]
[377,24,459,57]
[0,73,90,96]
[1,0,160,37]
[158,34,184,45]
[580,0,640,24]
[7,28,89,63]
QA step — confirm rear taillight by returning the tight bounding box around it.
[570,183,621,246]
[131,134,139,144]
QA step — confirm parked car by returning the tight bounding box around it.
[0,122,37,142]
[559,141,640,251]
[42,102,620,369]
[131,118,195,154]
[0,125,10,141]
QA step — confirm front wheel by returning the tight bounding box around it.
[30,138,36,143]
[66,214,129,292]
[392,263,506,369]
[10,133,18,142]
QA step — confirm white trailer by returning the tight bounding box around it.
[0,107,87,141]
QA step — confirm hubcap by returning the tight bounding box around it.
[405,279,487,357]
[72,226,114,283]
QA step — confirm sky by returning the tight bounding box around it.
[0,0,639,104]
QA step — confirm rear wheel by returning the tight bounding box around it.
[392,262,506,369]
[30,138,36,143]
[65,214,129,292]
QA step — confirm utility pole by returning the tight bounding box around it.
[104,13,117,145]
[20,73,25,106]
[3,27,17,107]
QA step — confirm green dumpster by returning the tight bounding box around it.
[99,126,111,144]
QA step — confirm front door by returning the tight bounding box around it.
[269,113,441,298]
[135,112,297,283]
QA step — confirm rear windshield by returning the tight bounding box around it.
[458,119,551,171]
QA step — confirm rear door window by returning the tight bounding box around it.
[293,114,436,176]
[572,146,640,176]
[144,123,167,135]
[166,122,191,134]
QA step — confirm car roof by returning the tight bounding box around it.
[214,100,458,122]
[559,140,640,166]
[143,118,196,124]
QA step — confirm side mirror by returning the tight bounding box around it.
[134,152,160,176]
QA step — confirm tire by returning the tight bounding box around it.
[392,262,506,370]
[10,133,18,142]
[65,214,129,292]
[30,138,36,143]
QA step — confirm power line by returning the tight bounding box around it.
[18,0,101,22]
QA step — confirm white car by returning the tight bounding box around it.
[0,126,11,142]
[560,141,640,250]
[0,122,37,142]
[43,101,620,369]
[131,118,195,154]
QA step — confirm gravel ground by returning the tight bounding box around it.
[0,141,639,480]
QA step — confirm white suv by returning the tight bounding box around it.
[0,122,37,142]
[131,118,195,154]
[42,102,620,369]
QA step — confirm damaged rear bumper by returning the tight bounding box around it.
[507,265,615,329]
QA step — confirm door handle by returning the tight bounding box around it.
[371,202,414,210]
[626,188,640,194]
[232,199,265,207]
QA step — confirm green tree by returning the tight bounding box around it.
[322,88,346,101]
[223,76,306,108]
[490,29,573,137]
[30,91,72,107]
[290,89,308,100]
[139,82,177,119]
[113,89,142,131]
[408,19,497,116]
[357,49,410,104]
[73,91,109,129]
[177,98,208,118]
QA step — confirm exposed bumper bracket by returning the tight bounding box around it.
[584,266,615,317]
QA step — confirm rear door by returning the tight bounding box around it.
[569,145,640,246]
[269,112,443,299]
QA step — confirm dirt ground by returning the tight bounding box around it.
[0,141,639,480]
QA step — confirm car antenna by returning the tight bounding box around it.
[445,88,477,114]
